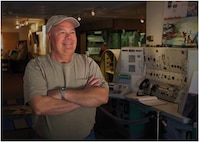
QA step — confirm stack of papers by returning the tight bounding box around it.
[126,94,168,106]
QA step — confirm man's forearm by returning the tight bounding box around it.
[47,74,109,108]
[29,95,80,115]
[42,99,80,115]
[65,87,109,107]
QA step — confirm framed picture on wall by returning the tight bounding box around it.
[162,1,198,47]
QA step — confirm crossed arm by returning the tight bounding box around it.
[28,75,109,115]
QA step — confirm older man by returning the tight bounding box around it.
[23,15,109,140]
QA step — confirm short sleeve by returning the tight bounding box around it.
[23,59,47,104]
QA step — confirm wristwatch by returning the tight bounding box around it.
[60,87,66,100]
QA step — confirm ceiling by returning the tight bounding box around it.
[2,1,146,30]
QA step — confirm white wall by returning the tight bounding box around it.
[146,1,165,46]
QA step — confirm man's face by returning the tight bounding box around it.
[47,20,77,57]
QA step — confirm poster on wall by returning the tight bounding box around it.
[162,1,198,47]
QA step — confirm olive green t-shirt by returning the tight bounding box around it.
[23,53,108,139]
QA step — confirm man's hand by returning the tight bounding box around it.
[85,75,101,89]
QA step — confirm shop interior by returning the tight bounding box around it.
[1,1,198,140]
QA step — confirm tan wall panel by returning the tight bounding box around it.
[2,32,19,55]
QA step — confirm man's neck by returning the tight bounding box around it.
[51,52,73,63]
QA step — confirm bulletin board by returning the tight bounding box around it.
[162,1,198,47]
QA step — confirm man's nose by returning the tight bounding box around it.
[65,33,71,39]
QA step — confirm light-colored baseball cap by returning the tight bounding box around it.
[46,15,80,33]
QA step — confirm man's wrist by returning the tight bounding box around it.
[60,87,67,100]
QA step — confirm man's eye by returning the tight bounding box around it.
[60,31,66,34]
[70,31,75,34]
[57,31,66,35]
[56,30,75,36]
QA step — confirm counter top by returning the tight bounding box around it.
[109,92,192,124]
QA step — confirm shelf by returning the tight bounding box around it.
[106,70,114,74]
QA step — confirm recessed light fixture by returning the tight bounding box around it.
[77,16,81,21]
[140,19,144,24]
[91,9,95,16]
[15,25,20,29]
[15,19,29,29]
